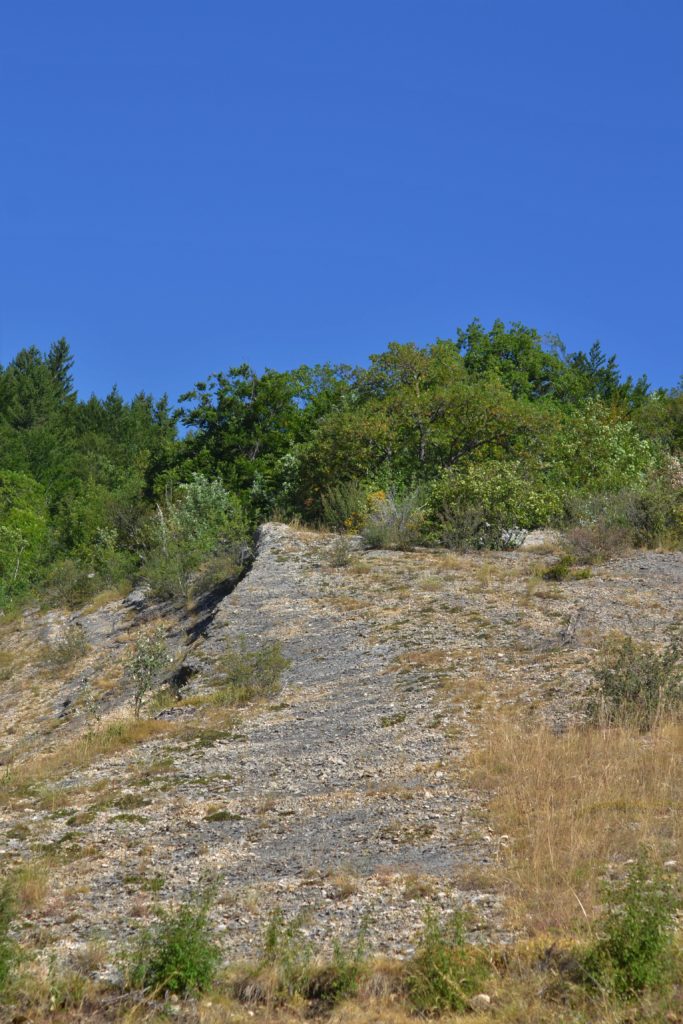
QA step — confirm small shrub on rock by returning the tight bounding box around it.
[589,631,682,731]
[125,627,172,718]
[46,622,90,666]
[328,534,352,567]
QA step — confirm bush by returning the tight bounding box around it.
[362,491,424,550]
[125,627,172,718]
[564,481,683,562]
[565,523,632,564]
[428,460,562,543]
[542,555,591,581]
[583,851,680,997]
[589,632,682,731]
[327,534,352,567]
[305,926,368,1007]
[42,558,102,609]
[406,910,490,1014]
[143,474,248,598]
[0,882,18,996]
[321,480,370,532]
[210,638,290,705]
[46,623,90,666]
[126,898,221,996]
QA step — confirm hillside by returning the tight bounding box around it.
[0,525,681,1020]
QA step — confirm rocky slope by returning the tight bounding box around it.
[0,524,681,976]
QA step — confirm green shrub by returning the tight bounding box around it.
[589,632,682,731]
[427,460,562,545]
[143,474,248,598]
[583,851,680,997]
[406,910,490,1014]
[126,899,221,996]
[0,882,18,996]
[564,480,683,561]
[542,555,591,581]
[321,479,369,532]
[210,638,290,706]
[125,627,172,718]
[362,490,424,550]
[42,557,102,609]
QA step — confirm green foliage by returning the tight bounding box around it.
[321,479,369,531]
[143,473,248,598]
[0,470,48,603]
[209,637,289,705]
[583,851,680,997]
[127,898,221,996]
[0,882,18,997]
[0,326,679,611]
[589,632,682,731]
[427,460,561,547]
[406,909,490,1014]
[125,627,172,718]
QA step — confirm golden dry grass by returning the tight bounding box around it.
[0,718,179,806]
[469,716,682,934]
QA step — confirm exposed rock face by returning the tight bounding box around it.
[0,524,681,970]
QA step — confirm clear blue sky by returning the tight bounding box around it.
[1,0,681,400]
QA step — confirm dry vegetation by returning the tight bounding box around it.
[469,717,682,933]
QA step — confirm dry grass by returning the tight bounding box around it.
[0,719,179,805]
[11,858,54,912]
[470,716,682,934]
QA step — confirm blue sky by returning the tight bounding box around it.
[1,0,681,400]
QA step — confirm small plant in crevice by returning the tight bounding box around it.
[125,895,221,996]
[125,627,172,718]
[406,909,490,1014]
[588,630,682,730]
[582,851,680,998]
[209,637,290,706]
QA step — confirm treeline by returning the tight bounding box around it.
[1,322,681,607]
